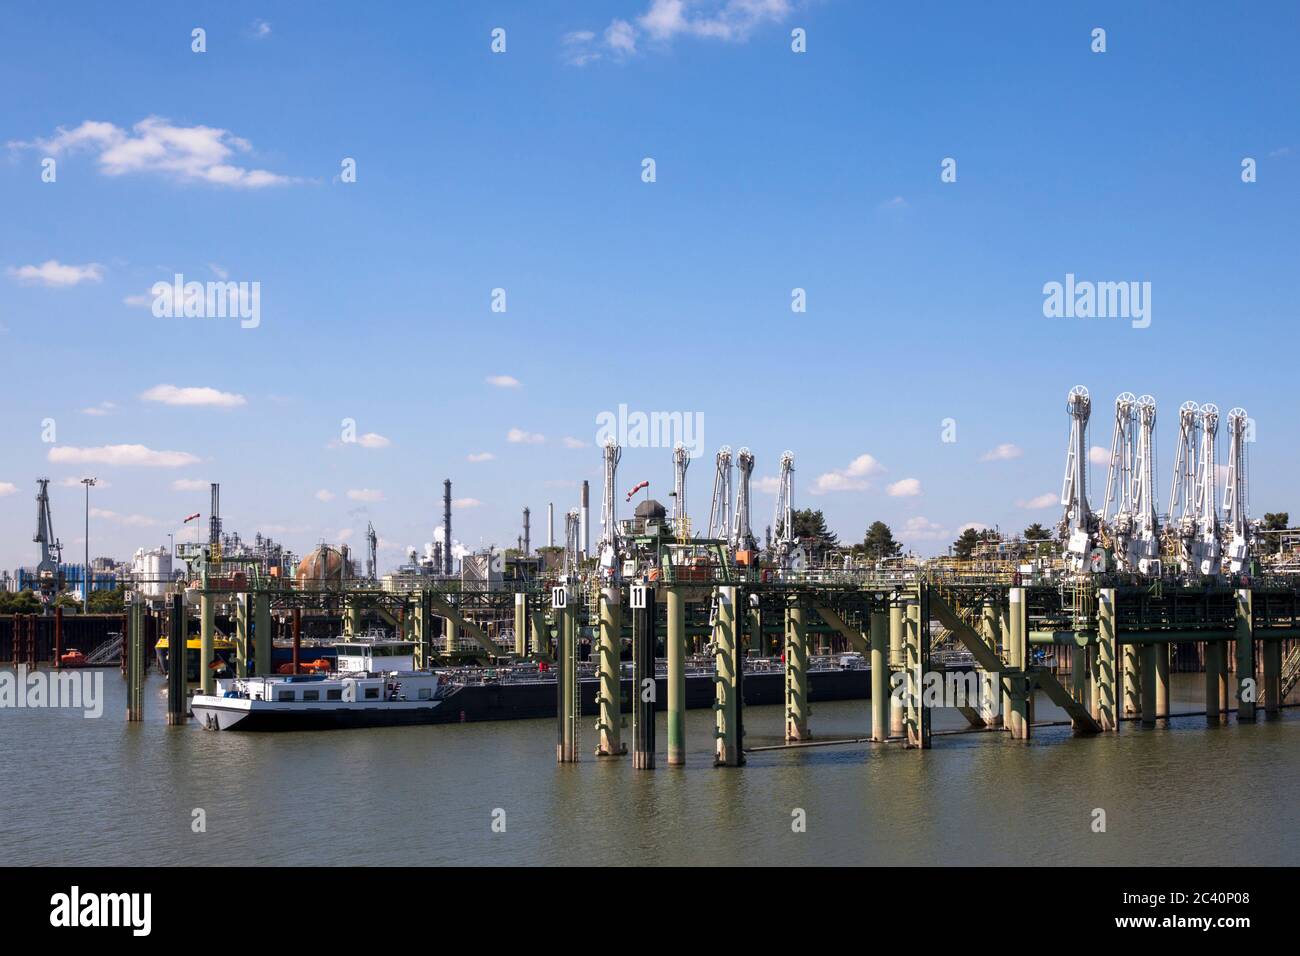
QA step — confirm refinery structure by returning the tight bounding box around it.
[4,385,1299,769]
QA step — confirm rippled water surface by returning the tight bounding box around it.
[2,669,1296,865]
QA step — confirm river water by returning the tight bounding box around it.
[2,669,1296,866]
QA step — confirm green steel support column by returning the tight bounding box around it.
[513,593,528,658]
[596,585,624,757]
[1140,644,1157,726]
[1154,642,1170,719]
[199,569,215,696]
[413,593,433,668]
[557,586,579,762]
[1095,588,1118,731]
[1070,644,1088,709]
[1205,640,1222,724]
[870,611,889,742]
[785,600,810,741]
[979,603,1002,727]
[345,600,361,639]
[748,604,763,657]
[1006,587,1028,739]
[253,591,271,677]
[1235,589,1256,723]
[1263,638,1281,717]
[1122,641,1141,718]
[903,602,919,747]
[233,593,249,678]
[713,586,742,766]
[126,599,144,721]
[666,586,686,766]
[889,603,905,737]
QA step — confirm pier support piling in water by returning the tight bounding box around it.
[253,591,271,677]
[1140,644,1158,727]
[785,599,810,741]
[666,586,686,765]
[903,599,932,748]
[1095,588,1118,731]
[631,585,656,769]
[1122,640,1141,719]
[889,603,904,738]
[199,571,215,695]
[712,586,743,766]
[596,585,624,757]
[126,598,145,721]
[557,585,579,763]
[1206,640,1224,723]
[1005,587,1029,740]
[979,603,1002,727]
[1235,589,1256,723]
[1154,642,1170,719]
[870,611,889,742]
[513,593,528,658]
[234,593,249,678]
[1263,637,1281,717]
[167,593,187,724]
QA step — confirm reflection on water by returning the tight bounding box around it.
[1,670,1295,865]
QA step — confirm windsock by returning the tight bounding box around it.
[625,480,649,502]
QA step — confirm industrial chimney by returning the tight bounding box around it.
[443,479,453,575]
[547,503,554,548]
[523,507,531,556]
[580,481,590,559]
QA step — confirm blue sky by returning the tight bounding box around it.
[1,1,1298,571]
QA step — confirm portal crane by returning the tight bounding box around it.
[1195,403,1221,577]
[1100,393,1137,569]
[732,447,758,553]
[1166,400,1201,573]
[1059,385,1097,572]
[770,451,796,566]
[1131,395,1161,574]
[707,446,733,541]
[33,478,63,603]
[1223,407,1251,574]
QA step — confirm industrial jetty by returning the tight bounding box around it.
[5,386,1295,768]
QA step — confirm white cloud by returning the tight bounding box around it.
[171,478,210,492]
[81,401,117,417]
[810,453,884,495]
[337,528,354,541]
[886,478,921,497]
[1017,492,1058,509]
[981,443,1022,462]
[507,428,545,444]
[49,444,199,467]
[879,196,907,210]
[1088,445,1110,466]
[567,0,789,64]
[453,498,482,509]
[467,452,495,463]
[90,507,159,527]
[562,436,588,449]
[357,432,391,449]
[754,475,781,494]
[141,384,246,408]
[314,489,336,502]
[123,291,153,307]
[208,263,229,279]
[58,477,111,489]
[252,19,272,38]
[0,482,17,496]
[8,260,104,287]
[485,374,521,389]
[11,116,298,188]
[347,488,384,502]
[958,522,990,533]
[902,516,947,540]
